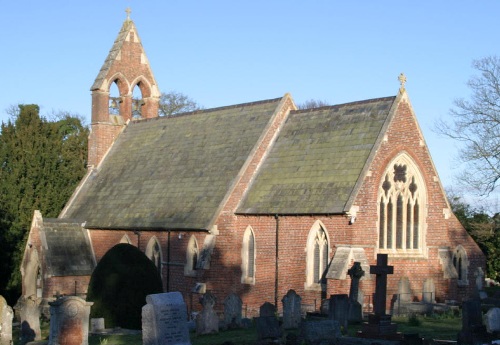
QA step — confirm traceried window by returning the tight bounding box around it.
[378,154,426,255]
[452,245,468,286]
[184,235,199,277]
[306,221,329,290]
[145,237,162,278]
[241,226,256,284]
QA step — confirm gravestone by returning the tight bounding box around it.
[19,296,41,345]
[396,277,412,304]
[255,302,281,341]
[329,294,349,330]
[0,296,13,345]
[90,318,105,333]
[422,279,435,304]
[142,292,191,345]
[223,293,242,329]
[282,289,302,329]
[457,298,486,345]
[485,307,500,333]
[347,262,364,323]
[358,254,400,340]
[48,296,93,345]
[475,267,487,299]
[195,291,219,335]
[300,319,341,345]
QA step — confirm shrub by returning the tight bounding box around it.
[86,243,163,329]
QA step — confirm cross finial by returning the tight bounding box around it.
[125,7,132,20]
[398,73,407,93]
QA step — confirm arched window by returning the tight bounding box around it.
[241,226,256,284]
[131,83,144,120]
[184,235,199,277]
[145,237,162,277]
[109,81,121,115]
[452,245,468,286]
[306,221,329,290]
[378,154,426,256]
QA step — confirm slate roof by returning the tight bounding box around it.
[41,219,95,276]
[63,97,285,230]
[237,96,396,214]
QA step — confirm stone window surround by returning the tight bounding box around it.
[241,226,256,285]
[452,245,469,286]
[184,235,199,277]
[305,220,330,291]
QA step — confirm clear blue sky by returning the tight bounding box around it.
[1,1,499,210]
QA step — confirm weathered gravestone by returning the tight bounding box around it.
[359,254,400,340]
[485,307,500,334]
[223,293,242,329]
[393,277,412,315]
[300,319,341,345]
[282,289,302,329]
[195,291,219,335]
[255,302,282,341]
[48,296,93,345]
[329,294,349,330]
[457,298,486,345]
[421,279,435,304]
[347,262,364,323]
[475,267,488,299]
[0,295,13,345]
[18,296,41,345]
[142,292,191,345]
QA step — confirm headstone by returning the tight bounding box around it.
[282,289,302,329]
[142,292,191,345]
[255,302,281,341]
[195,291,219,335]
[422,279,435,304]
[347,262,364,323]
[223,293,242,329]
[358,254,400,340]
[0,296,13,345]
[19,296,41,345]
[475,267,488,299]
[90,318,105,333]
[300,319,341,344]
[329,294,349,330]
[396,277,412,304]
[485,307,500,333]
[457,298,487,345]
[48,296,93,345]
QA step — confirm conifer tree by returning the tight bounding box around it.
[0,104,88,303]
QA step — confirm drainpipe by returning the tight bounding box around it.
[167,229,171,292]
[275,214,279,309]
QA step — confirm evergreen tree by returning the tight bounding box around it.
[0,104,88,303]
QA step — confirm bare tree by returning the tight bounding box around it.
[158,91,203,117]
[297,99,330,110]
[436,56,500,196]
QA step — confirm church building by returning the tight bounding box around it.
[21,14,485,318]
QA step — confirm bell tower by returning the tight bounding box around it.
[88,8,160,168]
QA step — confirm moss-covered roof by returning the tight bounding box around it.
[41,219,95,276]
[63,98,284,230]
[237,96,396,214]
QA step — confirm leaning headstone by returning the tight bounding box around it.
[329,294,349,330]
[223,293,242,329]
[282,289,302,329]
[195,291,219,335]
[300,319,341,345]
[48,296,93,345]
[347,262,364,323]
[0,296,13,345]
[485,307,500,333]
[19,296,41,345]
[255,302,281,341]
[422,279,435,304]
[142,292,191,345]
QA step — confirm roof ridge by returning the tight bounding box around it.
[292,95,396,114]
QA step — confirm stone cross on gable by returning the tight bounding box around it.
[370,254,393,316]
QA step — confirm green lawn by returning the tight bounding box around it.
[14,314,462,345]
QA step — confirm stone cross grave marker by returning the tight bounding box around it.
[370,253,393,316]
[282,289,302,329]
[142,292,191,345]
[347,261,364,323]
[48,296,93,345]
[0,295,13,345]
[223,293,242,329]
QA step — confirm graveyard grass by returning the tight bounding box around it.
[14,314,462,345]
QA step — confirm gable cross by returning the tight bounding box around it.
[370,253,393,316]
[398,73,407,93]
[125,7,132,20]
